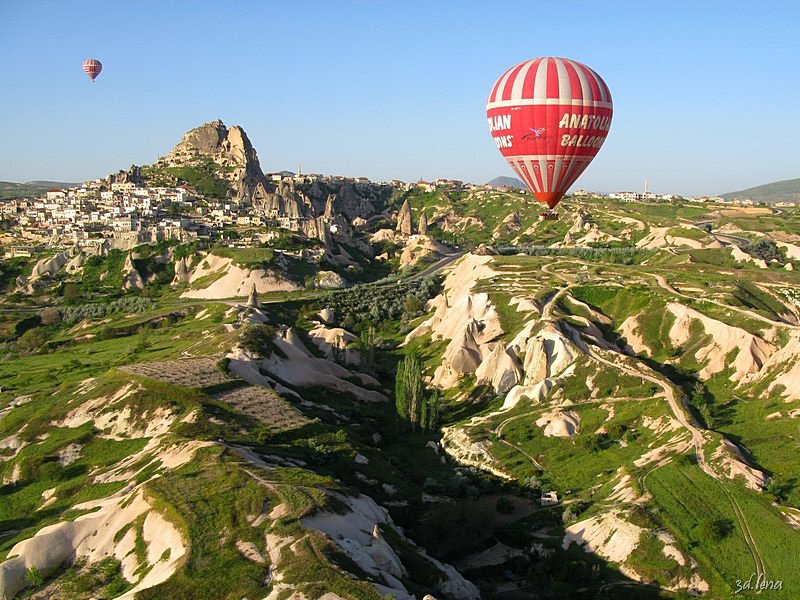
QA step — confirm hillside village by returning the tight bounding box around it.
[2,120,785,265]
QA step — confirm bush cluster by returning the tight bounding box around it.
[741,238,785,263]
[497,244,656,264]
[239,324,286,359]
[60,297,156,324]
[319,274,442,332]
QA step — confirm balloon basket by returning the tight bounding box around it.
[539,211,559,221]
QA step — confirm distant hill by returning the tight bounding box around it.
[0,181,78,199]
[486,176,526,189]
[721,177,800,204]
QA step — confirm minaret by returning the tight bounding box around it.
[644,178,648,195]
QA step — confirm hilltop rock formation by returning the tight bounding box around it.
[560,210,620,246]
[399,235,448,268]
[520,323,580,386]
[404,255,503,388]
[228,327,386,403]
[16,251,73,293]
[474,341,522,393]
[314,270,349,289]
[636,226,722,250]
[158,120,268,205]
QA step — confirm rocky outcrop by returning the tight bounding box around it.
[246,283,261,308]
[711,439,768,490]
[181,253,298,299]
[254,178,391,235]
[536,408,580,437]
[0,487,187,600]
[520,323,580,385]
[404,255,501,388]
[440,322,484,378]
[32,252,69,279]
[107,165,144,186]
[399,235,448,268]
[65,251,85,274]
[308,324,360,366]
[396,198,413,236]
[665,302,775,382]
[227,328,385,403]
[474,342,522,393]
[315,271,349,289]
[441,427,511,480]
[743,329,800,402]
[172,257,191,285]
[158,120,268,206]
[418,211,428,235]
[302,492,480,600]
[492,211,521,241]
[16,251,74,293]
[122,253,145,291]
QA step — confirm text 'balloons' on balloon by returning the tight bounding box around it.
[486,57,613,210]
[82,58,102,82]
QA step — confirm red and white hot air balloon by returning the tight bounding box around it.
[486,57,612,216]
[82,58,103,82]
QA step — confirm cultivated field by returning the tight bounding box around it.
[120,357,231,388]
[213,385,310,431]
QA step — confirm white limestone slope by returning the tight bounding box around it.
[636,226,721,250]
[665,302,775,382]
[742,328,800,402]
[0,488,186,600]
[564,510,643,563]
[181,252,298,299]
[404,254,504,389]
[228,327,386,402]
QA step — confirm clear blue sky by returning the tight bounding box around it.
[1,1,798,196]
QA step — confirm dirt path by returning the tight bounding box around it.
[718,480,766,583]
[540,262,573,319]
[651,273,796,329]
[504,256,771,582]
[492,411,545,471]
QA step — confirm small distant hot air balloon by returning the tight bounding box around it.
[486,57,612,218]
[82,58,102,82]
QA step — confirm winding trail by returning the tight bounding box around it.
[494,410,546,470]
[543,260,770,583]
[723,482,766,583]
[651,273,796,329]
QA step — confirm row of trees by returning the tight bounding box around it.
[395,352,440,432]
[319,274,442,333]
[497,244,656,264]
[60,297,155,324]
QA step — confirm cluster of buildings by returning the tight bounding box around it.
[1,180,202,245]
[0,175,478,245]
[1,173,781,256]
[575,188,770,205]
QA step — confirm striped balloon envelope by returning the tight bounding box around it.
[486,57,612,211]
[82,58,103,82]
